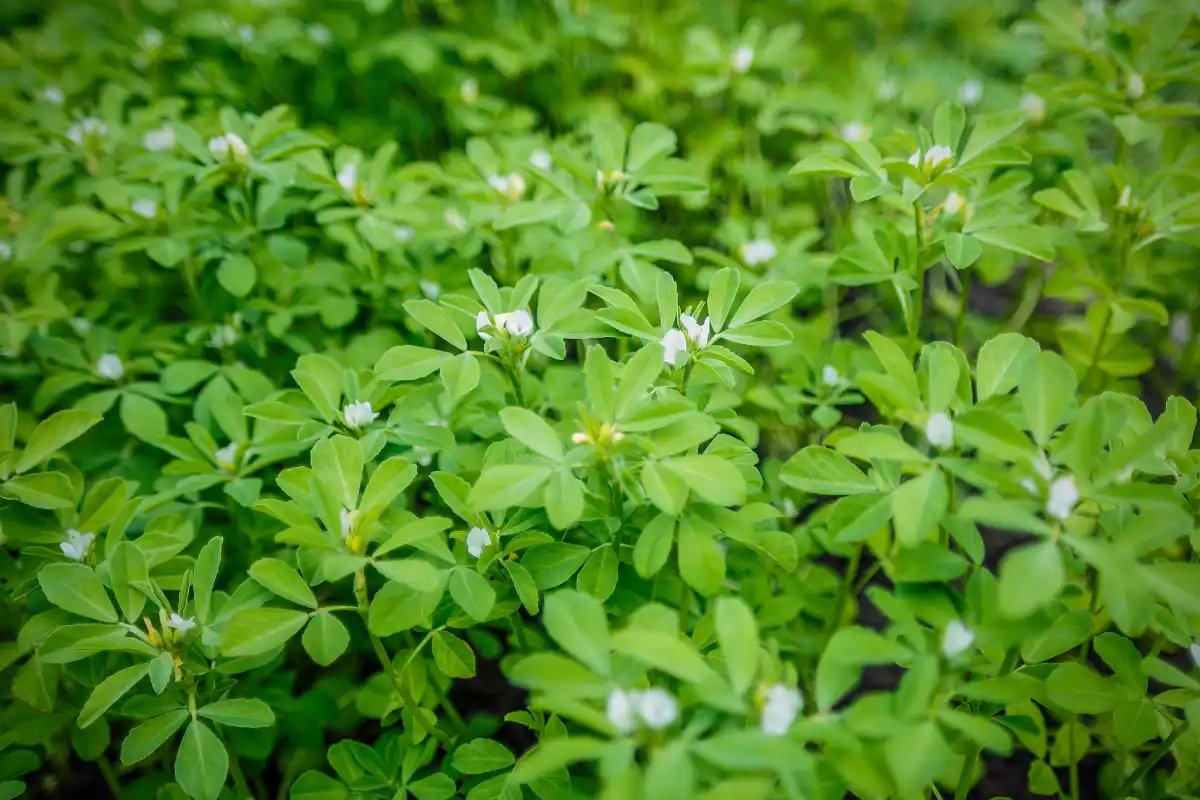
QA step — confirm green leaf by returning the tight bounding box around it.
[440,353,481,404]
[706,268,741,333]
[543,589,611,676]
[374,346,452,381]
[2,471,77,509]
[1093,633,1146,694]
[971,226,1053,262]
[1020,612,1092,664]
[544,469,585,530]
[192,537,222,624]
[998,541,1064,618]
[715,597,758,695]
[1044,664,1123,714]
[302,612,349,666]
[510,737,610,784]
[450,739,515,775]
[959,110,1026,166]
[1019,351,1077,446]
[835,431,929,463]
[432,630,476,678]
[790,153,867,178]
[469,465,554,510]
[149,651,173,694]
[78,662,149,728]
[197,699,275,728]
[175,721,228,800]
[633,514,675,578]
[288,771,349,800]
[727,281,799,329]
[311,435,362,512]
[404,299,467,350]
[359,457,416,522]
[891,469,949,547]
[521,543,591,589]
[121,709,189,765]
[886,722,954,798]
[220,607,309,657]
[664,455,745,506]
[15,409,102,473]
[38,563,117,622]
[500,407,563,461]
[372,559,443,591]
[217,253,257,297]
[815,627,909,711]
[249,558,318,609]
[120,393,169,442]
[107,541,149,622]
[677,517,725,596]
[449,567,496,621]
[626,122,677,172]
[576,544,619,601]
[943,232,981,269]
[611,628,721,687]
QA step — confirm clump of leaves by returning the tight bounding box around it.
[2,2,1200,800]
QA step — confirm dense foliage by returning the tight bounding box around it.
[3,1,1200,799]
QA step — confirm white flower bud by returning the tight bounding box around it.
[606,688,637,734]
[680,315,711,349]
[1046,475,1079,521]
[760,684,803,736]
[635,688,678,729]
[466,526,493,558]
[741,239,777,266]
[143,126,175,152]
[343,401,379,430]
[1020,92,1046,123]
[96,353,124,381]
[132,199,158,219]
[660,328,688,366]
[942,620,975,657]
[730,45,755,74]
[60,529,94,561]
[925,411,954,450]
[167,613,197,633]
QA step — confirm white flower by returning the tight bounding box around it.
[238,24,256,44]
[488,173,526,201]
[680,315,711,349]
[529,149,552,170]
[69,317,90,335]
[1116,185,1132,210]
[606,688,637,734]
[142,126,175,152]
[741,239,778,266]
[343,401,379,429]
[132,199,158,219]
[209,324,239,349]
[0,242,11,262]
[661,328,688,366]
[1171,313,1192,346]
[840,122,869,142]
[782,498,797,518]
[208,132,248,161]
[1190,642,1200,669]
[460,78,479,105]
[43,86,65,105]
[910,144,953,172]
[476,310,534,340]
[307,23,332,46]
[215,443,239,472]
[140,28,164,50]
[168,613,197,634]
[466,526,493,558]
[635,688,678,729]
[942,620,975,657]
[1127,73,1145,100]
[730,45,755,74]
[925,411,954,450]
[571,431,590,445]
[419,279,440,300]
[97,353,124,381]
[877,79,898,101]
[394,226,415,243]
[760,684,803,736]
[822,365,841,386]
[958,79,983,106]
[67,117,106,146]
[445,208,468,231]
[1021,92,1046,123]
[339,508,355,539]
[60,529,94,561]
[1046,475,1079,521]
[943,191,965,216]
[337,162,358,193]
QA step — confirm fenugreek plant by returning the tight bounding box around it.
[2,1,1200,799]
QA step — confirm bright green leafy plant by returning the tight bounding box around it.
[2,1,1200,799]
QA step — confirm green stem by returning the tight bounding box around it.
[825,545,862,638]
[955,270,971,348]
[907,202,926,353]
[355,570,453,747]
[97,755,123,800]
[1112,720,1190,798]
[1069,718,1080,800]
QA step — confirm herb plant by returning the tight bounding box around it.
[2,1,1200,799]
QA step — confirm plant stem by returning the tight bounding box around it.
[1112,720,1189,798]
[97,755,123,800]
[908,201,926,353]
[825,545,861,638]
[955,270,971,348]
[354,569,453,747]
